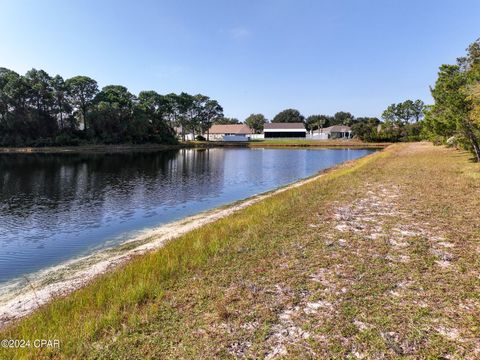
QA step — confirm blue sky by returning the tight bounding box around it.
[0,0,479,120]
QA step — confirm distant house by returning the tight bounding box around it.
[208,124,253,141]
[263,123,307,138]
[319,125,352,139]
[174,126,195,141]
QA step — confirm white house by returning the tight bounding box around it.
[174,126,195,141]
[263,123,307,138]
[208,124,253,141]
[320,125,352,139]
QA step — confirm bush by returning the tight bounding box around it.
[0,134,25,147]
[195,135,206,141]
[353,121,426,143]
[55,133,80,146]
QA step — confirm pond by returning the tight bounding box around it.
[0,147,375,286]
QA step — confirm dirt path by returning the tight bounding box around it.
[255,143,480,358]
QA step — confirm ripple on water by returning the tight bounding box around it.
[0,148,375,286]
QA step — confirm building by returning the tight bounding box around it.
[319,125,352,139]
[263,123,307,138]
[208,124,253,141]
[174,126,195,141]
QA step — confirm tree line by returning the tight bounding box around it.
[215,38,480,155]
[239,104,425,142]
[0,65,426,147]
[424,38,480,162]
[5,36,479,155]
[0,67,224,146]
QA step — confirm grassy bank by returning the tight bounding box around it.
[247,139,390,148]
[0,142,244,154]
[185,139,389,149]
[0,139,388,154]
[1,142,479,359]
[0,143,188,154]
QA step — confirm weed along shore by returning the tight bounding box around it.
[0,139,389,154]
[0,157,360,330]
[1,142,480,358]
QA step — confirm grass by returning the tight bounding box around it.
[1,142,479,359]
[0,139,389,154]
[247,138,389,148]
[0,143,190,154]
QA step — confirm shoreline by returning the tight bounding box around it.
[0,140,389,154]
[0,150,383,329]
[3,143,477,358]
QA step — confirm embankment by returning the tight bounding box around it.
[1,142,479,359]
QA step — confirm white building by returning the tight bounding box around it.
[208,124,253,141]
[319,125,352,139]
[174,126,195,141]
[263,123,307,138]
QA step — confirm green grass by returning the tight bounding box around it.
[0,143,190,154]
[0,139,388,154]
[184,138,389,148]
[1,142,479,359]
[247,138,389,148]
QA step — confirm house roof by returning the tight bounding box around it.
[209,124,252,134]
[264,122,306,131]
[321,125,351,133]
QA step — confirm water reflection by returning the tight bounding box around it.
[0,148,374,284]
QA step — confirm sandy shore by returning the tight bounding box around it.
[0,162,346,329]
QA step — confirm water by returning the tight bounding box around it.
[0,147,374,285]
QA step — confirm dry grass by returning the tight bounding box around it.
[1,142,479,359]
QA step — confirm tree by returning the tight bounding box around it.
[0,68,27,125]
[51,75,72,130]
[245,113,267,133]
[198,97,223,141]
[163,93,182,130]
[272,108,304,123]
[382,100,425,125]
[24,69,59,139]
[382,104,402,125]
[90,85,135,143]
[465,83,480,159]
[175,92,195,141]
[0,68,31,144]
[0,68,11,121]
[467,83,480,129]
[0,66,216,146]
[65,76,98,131]
[411,99,426,122]
[136,90,174,143]
[190,94,208,137]
[214,117,240,125]
[332,111,354,126]
[351,117,381,141]
[305,115,330,132]
[137,90,168,127]
[423,66,463,140]
[425,37,480,161]
[24,69,54,114]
